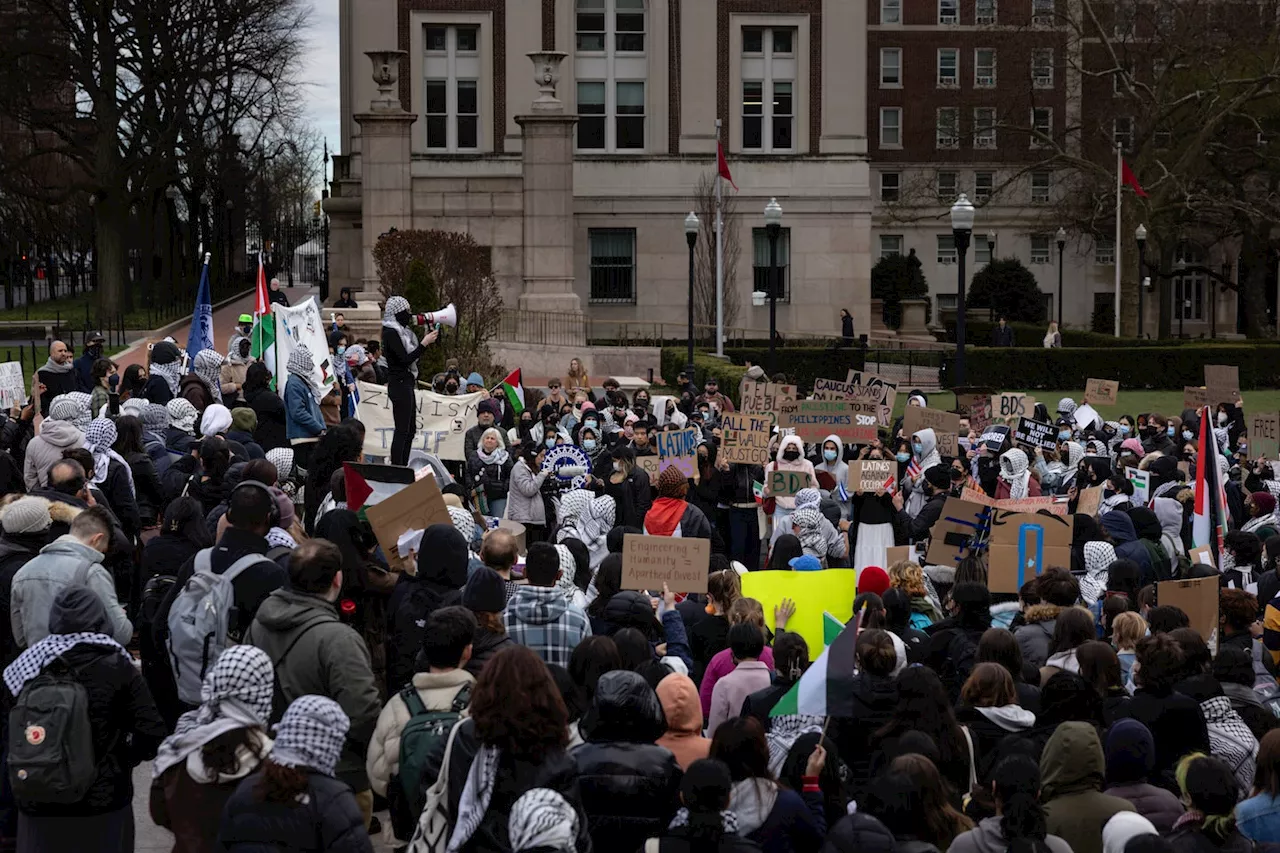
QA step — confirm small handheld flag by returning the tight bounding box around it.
[500,369,525,416]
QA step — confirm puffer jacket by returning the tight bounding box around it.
[947,816,1073,853]
[1103,782,1185,835]
[365,668,475,797]
[506,458,550,525]
[1041,722,1136,853]
[1014,603,1061,671]
[831,672,898,797]
[574,670,683,853]
[22,418,83,490]
[218,769,372,853]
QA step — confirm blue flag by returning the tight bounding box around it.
[186,253,214,359]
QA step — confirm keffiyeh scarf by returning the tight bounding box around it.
[765,714,824,776]
[554,544,581,602]
[556,489,594,540]
[47,395,82,424]
[63,392,92,431]
[286,344,323,397]
[270,694,350,776]
[151,359,182,397]
[167,398,199,434]
[793,488,821,510]
[791,507,827,557]
[4,632,130,696]
[667,807,740,835]
[267,527,297,550]
[447,744,501,853]
[152,645,274,778]
[84,418,134,494]
[266,447,295,483]
[382,296,420,379]
[448,505,477,545]
[508,788,579,852]
[1079,541,1118,606]
[1000,448,1031,499]
[580,495,615,543]
[193,350,224,404]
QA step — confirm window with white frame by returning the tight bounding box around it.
[1032,49,1054,88]
[880,48,902,86]
[976,0,997,24]
[1031,107,1052,147]
[880,235,904,258]
[974,170,994,202]
[588,228,636,303]
[938,48,959,87]
[939,0,958,24]
[974,108,996,149]
[937,107,959,149]
[937,235,957,265]
[879,107,901,147]
[975,237,992,265]
[975,49,996,87]
[1095,238,1115,265]
[575,0,647,152]
[1032,0,1054,26]
[1030,234,1052,264]
[1114,116,1134,152]
[937,171,958,203]
[1031,170,1051,203]
[742,27,796,153]
[882,0,902,24]
[881,172,901,202]
[753,228,791,302]
[1173,244,1206,320]
[423,25,481,151]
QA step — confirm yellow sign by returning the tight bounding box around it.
[741,569,857,655]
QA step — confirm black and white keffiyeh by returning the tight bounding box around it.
[194,349,224,403]
[3,632,130,696]
[152,645,275,778]
[447,744,501,853]
[84,418,133,495]
[508,788,579,852]
[668,807,740,834]
[765,714,824,776]
[1201,695,1258,792]
[286,344,323,396]
[1079,541,1117,606]
[47,395,82,424]
[270,695,350,776]
[383,295,420,379]
[1000,448,1031,499]
[167,398,199,434]
[151,359,182,397]
[63,392,92,431]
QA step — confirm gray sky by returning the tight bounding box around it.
[302,0,343,164]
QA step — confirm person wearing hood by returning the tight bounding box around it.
[645,466,714,540]
[1164,754,1253,853]
[813,434,850,520]
[4,584,166,852]
[1102,718,1185,834]
[503,541,592,668]
[1129,506,1173,583]
[574,669,683,851]
[165,397,200,457]
[226,407,264,460]
[956,662,1037,785]
[243,540,382,827]
[997,447,1042,499]
[149,645,275,853]
[1102,813,1159,853]
[0,498,53,665]
[1101,510,1156,586]
[282,344,326,470]
[1013,568,1079,670]
[892,464,951,544]
[1040,721,1137,853]
[765,435,815,546]
[903,428,942,517]
[384,523,469,692]
[1152,495,1188,560]
[36,339,77,415]
[1212,644,1278,741]
[23,394,85,490]
[656,672,712,770]
[179,348,224,411]
[949,754,1073,853]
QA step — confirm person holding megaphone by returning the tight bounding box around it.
[382,295,440,464]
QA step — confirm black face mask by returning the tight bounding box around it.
[395,311,412,326]
[783,449,800,461]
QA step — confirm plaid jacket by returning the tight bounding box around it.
[503,584,592,668]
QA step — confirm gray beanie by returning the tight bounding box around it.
[2,497,51,535]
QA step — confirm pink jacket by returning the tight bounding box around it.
[699,645,775,718]
[766,435,816,511]
[707,661,774,737]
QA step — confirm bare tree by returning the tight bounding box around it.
[691,171,742,340]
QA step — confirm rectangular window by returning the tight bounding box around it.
[615,0,645,52]
[937,171,958,203]
[1031,107,1052,147]
[939,0,959,24]
[615,81,645,149]
[937,107,959,149]
[1114,116,1134,152]
[575,0,648,152]
[456,26,478,51]
[938,48,959,87]
[976,238,992,265]
[740,27,796,153]
[752,228,792,303]
[426,25,447,51]
[882,0,901,24]
[423,25,482,152]
[589,229,636,303]
[577,81,607,149]
[743,81,763,149]
[1095,238,1116,265]
[880,107,902,147]
[743,27,763,53]
[880,235,904,258]
[1032,0,1054,26]
[976,0,997,24]
[880,48,902,86]
[772,81,793,150]
[1031,170,1051,203]
[576,0,605,51]
[937,235,957,265]
[425,79,447,149]
[881,172,901,202]
[1030,234,1052,264]
[974,108,996,149]
[975,49,996,87]
[974,170,994,202]
[773,29,793,54]
[456,81,478,149]
[1032,49,1054,88]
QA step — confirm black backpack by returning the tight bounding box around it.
[7,658,96,804]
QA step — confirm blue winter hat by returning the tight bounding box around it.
[788,555,823,572]
[466,372,484,387]
[1105,717,1156,785]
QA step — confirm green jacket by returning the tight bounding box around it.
[1041,721,1136,853]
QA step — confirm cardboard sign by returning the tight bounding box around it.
[767,468,811,497]
[721,413,773,465]
[988,510,1073,594]
[1073,402,1102,430]
[960,487,1069,516]
[955,388,997,413]
[885,546,913,566]
[924,497,993,567]
[621,534,710,593]
[1126,466,1150,504]
[1184,386,1210,411]
[740,382,796,421]
[364,473,453,572]
[780,399,878,444]
[743,568,857,655]
[849,460,896,494]
[1013,417,1057,451]
[1158,576,1219,645]
[991,393,1035,425]
[980,425,1011,453]
[968,399,993,434]
[1077,485,1104,517]
[1189,544,1215,569]
[1250,412,1280,459]
[638,456,661,480]
[656,428,700,478]
[0,363,24,410]
[810,376,857,401]
[903,406,961,456]
[846,370,898,428]
[1083,378,1120,406]
[1204,364,1241,405]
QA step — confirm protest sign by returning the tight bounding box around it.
[846,370,898,427]
[1013,417,1057,451]
[991,393,1035,425]
[955,388,997,413]
[1083,378,1120,406]
[1204,364,1241,406]
[903,406,961,456]
[357,381,486,461]
[365,472,452,571]
[1126,466,1150,504]
[848,460,896,494]
[720,413,772,465]
[740,382,796,422]
[656,428,700,478]
[767,468,811,497]
[0,363,24,410]
[1189,545,1215,569]
[968,399,993,434]
[1158,577,1219,645]
[1184,386,1210,411]
[810,376,855,400]
[780,399,878,444]
[925,497,992,568]
[885,546,913,566]
[638,456,661,480]
[273,297,337,403]
[622,534,710,593]
[960,488,1069,516]
[988,510,1073,594]
[980,425,1011,453]
[1076,485,1104,517]
[1073,402,1102,430]
[1250,412,1280,459]
[743,569,857,655]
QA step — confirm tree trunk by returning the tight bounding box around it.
[1239,224,1273,338]
[1157,243,1175,340]
[94,201,127,326]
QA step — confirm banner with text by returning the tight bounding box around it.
[356,380,486,461]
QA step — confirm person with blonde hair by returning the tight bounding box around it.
[688,569,741,680]
[1044,321,1062,348]
[565,357,590,394]
[1110,610,1147,689]
[888,560,941,628]
[698,597,776,717]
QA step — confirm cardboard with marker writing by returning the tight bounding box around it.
[1083,378,1120,406]
[903,406,961,456]
[886,546,913,566]
[720,413,773,465]
[846,370,898,428]
[767,468,811,497]
[991,393,1036,426]
[1076,485,1104,517]
[987,510,1073,594]
[365,473,453,572]
[1204,364,1241,406]
[781,399,878,444]
[848,459,896,494]
[1184,386,1210,411]
[622,534,710,593]
[740,382,796,423]
[924,497,993,568]
[1249,412,1280,460]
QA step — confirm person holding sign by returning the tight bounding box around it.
[764,435,815,546]
[643,467,714,540]
[814,433,851,521]
[852,444,899,569]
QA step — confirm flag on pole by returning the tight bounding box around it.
[771,609,861,717]
[1193,405,1228,563]
[186,253,214,360]
[1121,159,1148,198]
[717,141,738,191]
[500,368,525,415]
[249,254,276,380]
[343,462,417,512]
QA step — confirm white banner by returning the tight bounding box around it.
[274,297,336,403]
[0,362,24,410]
[356,380,486,461]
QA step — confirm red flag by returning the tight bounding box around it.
[1122,159,1147,198]
[717,141,738,191]
[254,255,270,317]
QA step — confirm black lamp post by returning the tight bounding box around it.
[1055,227,1066,327]
[764,198,783,374]
[684,211,699,380]
[321,139,331,303]
[1135,223,1147,338]
[986,231,996,264]
[951,193,974,387]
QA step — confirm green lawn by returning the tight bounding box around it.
[888,390,1280,420]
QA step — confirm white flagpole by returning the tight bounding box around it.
[715,118,725,358]
[1114,145,1122,338]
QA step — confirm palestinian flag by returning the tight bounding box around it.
[343,462,417,512]
[1192,405,1229,564]
[771,611,861,717]
[501,368,525,415]
[822,612,845,646]
[249,255,276,381]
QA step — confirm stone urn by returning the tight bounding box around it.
[527,51,569,112]
[366,50,408,112]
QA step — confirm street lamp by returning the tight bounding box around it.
[684,211,699,381]
[1055,227,1066,327]
[950,193,974,387]
[764,198,783,374]
[1135,224,1147,338]
[986,231,996,264]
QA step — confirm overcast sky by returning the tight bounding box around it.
[302,0,343,164]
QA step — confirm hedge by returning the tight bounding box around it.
[660,349,747,405]
[946,320,1280,349]
[944,345,1280,390]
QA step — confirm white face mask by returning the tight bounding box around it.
[1218,412,1229,425]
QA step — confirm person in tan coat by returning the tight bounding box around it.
[655,672,710,770]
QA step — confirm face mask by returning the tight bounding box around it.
[336,346,346,356]
[783,449,800,461]
[1166,426,1175,437]
[1058,430,1071,441]
[823,449,838,462]
[583,439,597,452]
[395,311,412,326]
[546,437,557,448]
[896,452,911,463]
[912,442,924,456]
[584,420,597,431]
[1183,430,1194,441]
[1219,412,1229,425]
[1119,424,1130,436]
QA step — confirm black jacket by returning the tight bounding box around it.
[383,329,424,384]
[245,385,288,453]
[1114,687,1211,793]
[604,468,653,530]
[0,532,45,666]
[899,491,947,543]
[141,374,174,406]
[463,626,514,679]
[575,671,683,853]
[820,812,897,853]
[99,458,140,538]
[742,680,796,725]
[924,615,990,702]
[385,526,468,694]
[218,769,372,853]
[124,450,164,527]
[656,826,765,853]
[831,673,898,797]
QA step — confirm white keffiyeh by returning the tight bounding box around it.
[447,744,501,853]
[1079,541,1117,606]
[83,417,134,495]
[151,359,182,397]
[194,349,225,404]
[270,695,350,776]
[4,632,130,696]
[382,295,420,379]
[286,344,323,397]
[508,788,579,852]
[1000,448,1031,499]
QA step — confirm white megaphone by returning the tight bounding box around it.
[414,304,457,328]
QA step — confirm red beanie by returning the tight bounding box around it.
[858,565,891,597]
